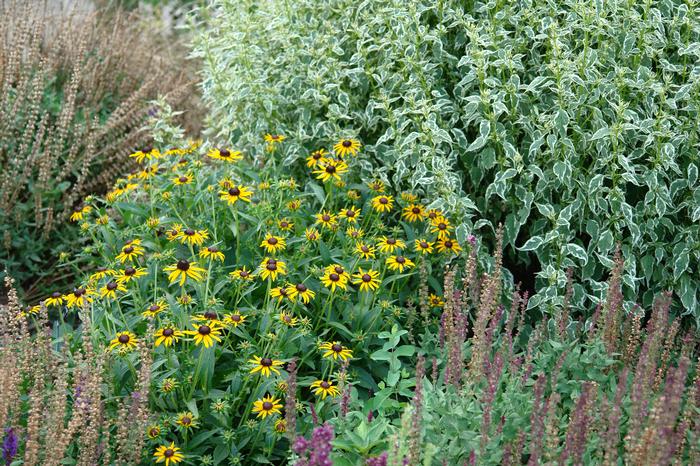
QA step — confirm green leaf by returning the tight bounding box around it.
[564,243,588,264]
[674,251,689,281]
[519,236,543,251]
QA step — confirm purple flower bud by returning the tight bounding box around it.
[2,428,18,466]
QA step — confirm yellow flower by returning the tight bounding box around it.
[199,246,225,262]
[252,395,283,419]
[64,287,94,308]
[219,185,253,205]
[69,205,92,222]
[270,286,292,303]
[274,419,287,434]
[146,425,161,440]
[109,331,138,352]
[165,224,182,241]
[164,259,206,286]
[310,380,340,399]
[347,189,361,200]
[414,239,434,255]
[99,280,127,300]
[264,134,286,148]
[351,268,381,292]
[333,138,361,157]
[248,356,284,378]
[223,311,247,327]
[130,147,160,164]
[367,179,385,192]
[143,300,168,318]
[175,412,198,430]
[89,267,114,282]
[306,149,328,168]
[138,164,159,180]
[313,158,349,183]
[115,266,147,284]
[278,218,295,231]
[346,226,364,239]
[436,237,462,254]
[338,206,361,223]
[146,217,161,229]
[44,291,64,307]
[115,240,145,263]
[429,294,445,307]
[371,195,394,213]
[427,209,444,221]
[178,228,209,247]
[320,265,350,292]
[154,326,183,347]
[377,236,406,254]
[208,147,242,162]
[305,227,320,241]
[153,442,184,466]
[278,311,298,327]
[185,323,223,348]
[430,216,453,240]
[315,211,338,229]
[286,283,315,303]
[319,341,353,361]
[229,267,255,281]
[172,173,193,185]
[354,242,376,260]
[260,234,287,254]
[192,310,223,325]
[258,258,287,281]
[259,180,271,190]
[386,255,415,273]
[401,192,419,203]
[402,203,426,222]
[287,199,302,210]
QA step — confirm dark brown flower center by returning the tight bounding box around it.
[177,260,190,271]
[74,288,85,297]
[379,197,388,204]
[149,304,160,312]
[262,401,273,410]
[445,241,453,248]
[51,291,62,298]
[313,152,322,160]
[219,149,230,157]
[396,256,406,264]
[283,315,291,322]
[362,274,372,282]
[118,334,130,344]
[346,209,355,217]
[178,176,188,183]
[261,358,272,367]
[106,281,118,291]
[231,314,241,322]
[266,263,277,271]
[204,311,217,319]
[228,187,240,196]
[184,228,195,236]
[181,416,191,425]
[267,237,278,245]
[164,449,174,458]
[97,266,107,272]
[163,328,174,337]
[322,215,331,222]
[239,270,249,277]
[125,267,136,276]
[325,165,336,174]
[361,245,369,252]
[329,273,340,282]
[412,207,420,214]
[321,381,330,389]
[280,221,289,228]
[438,222,446,230]
[334,266,344,274]
[142,146,152,154]
[123,246,134,254]
[342,140,352,147]
[279,288,288,296]
[149,428,159,437]
[420,241,429,248]
[198,325,211,335]
[387,238,396,245]
[332,344,342,352]
[296,283,307,292]
[207,247,219,253]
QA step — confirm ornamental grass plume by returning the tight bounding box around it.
[560,382,597,466]
[286,358,299,442]
[407,355,425,464]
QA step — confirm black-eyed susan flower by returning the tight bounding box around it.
[305,227,320,241]
[248,356,284,378]
[286,283,315,303]
[386,255,415,273]
[252,395,283,419]
[115,240,145,263]
[223,311,247,327]
[278,311,298,327]
[401,192,419,203]
[175,412,198,431]
[371,195,394,213]
[402,203,426,222]
[414,239,434,255]
[219,185,253,205]
[320,266,349,292]
[20,305,40,317]
[185,323,222,348]
[177,294,194,306]
[178,228,209,247]
[315,211,338,229]
[436,237,462,254]
[287,199,302,210]
[153,442,184,466]
[278,218,294,231]
[274,419,287,434]
[143,300,168,318]
[193,310,222,325]
[351,268,381,292]
[44,291,64,307]
[229,267,255,281]
[258,258,287,281]
[270,286,292,303]
[310,380,340,399]
[115,266,147,285]
[89,266,114,282]
[208,147,242,162]
[138,164,159,180]
[306,149,328,168]
[172,173,193,185]
[429,293,445,307]
[377,236,406,254]
[333,138,361,158]
[264,133,285,146]
[319,341,353,361]
[146,217,161,229]
[313,158,349,183]
[146,425,161,440]
[164,259,206,286]
[430,216,453,240]
[367,179,385,192]
[70,205,92,222]
[165,224,182,241]
[260,234,286,254]
[199,246,225,262]
[338,206,361,223]
[354,242,376,260]
[109,331,138,352]
[64,287,95,308]
[99,280,127,300]
[130,146,159,163]
[427,208,444,221]
[154,326,183,347]
[346,226,364,239]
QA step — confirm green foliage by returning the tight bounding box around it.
[194,0,700,324]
